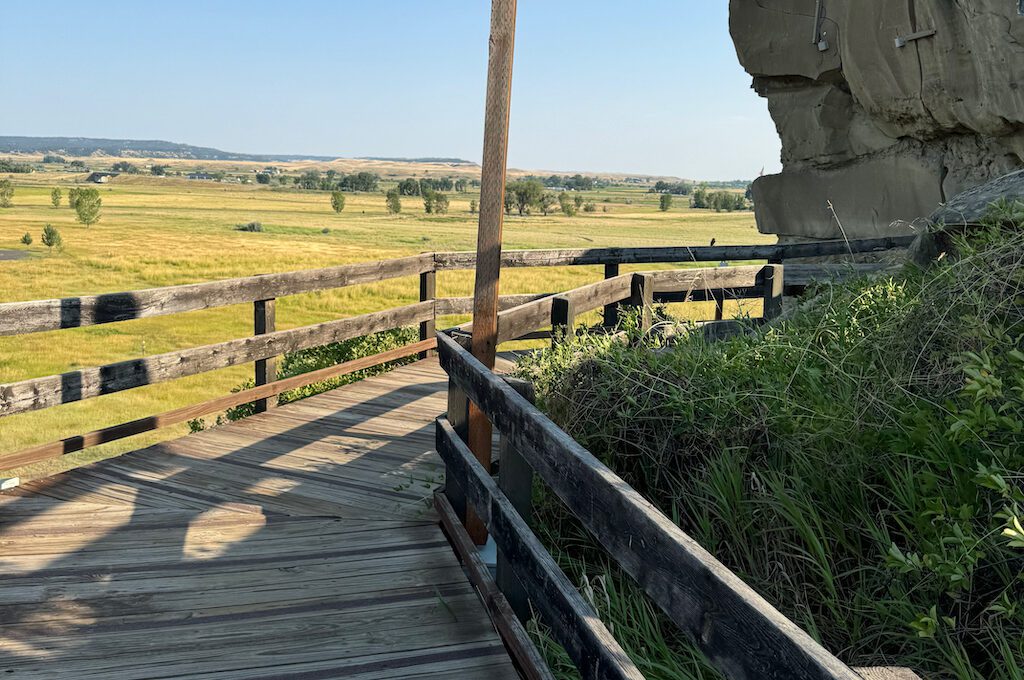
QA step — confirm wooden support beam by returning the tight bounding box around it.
[467,0,518,546]
[602,263,620,327]
[550,295,575,348]
[761,264,784,320]
[419,269,436,359]
[630,273,654,332]
[253,298,276,413]
[497,377,536,623]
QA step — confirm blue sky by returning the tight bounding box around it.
[1,1,780,180]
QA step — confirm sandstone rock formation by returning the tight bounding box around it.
[729,1,1024,240]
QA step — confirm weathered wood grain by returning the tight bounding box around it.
[433,236,915,270]
[437,332,862,680]
[0,253,433,336]
[0,302,433,418]
[437,416,644,680]
[0,338,436,470]
[253,298,277,413]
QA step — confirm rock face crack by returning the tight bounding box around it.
[729,0,1024,240]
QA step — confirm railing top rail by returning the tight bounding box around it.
[433,235,914,270]
[0,236,912,338]
[0,253,434,337]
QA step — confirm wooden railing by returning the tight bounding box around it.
[0,236,911,474]
[433,261,894,679]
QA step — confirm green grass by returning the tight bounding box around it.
[516,209,1024,679]
[0,167,769,477]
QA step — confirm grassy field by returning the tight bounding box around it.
[0,161,770,477]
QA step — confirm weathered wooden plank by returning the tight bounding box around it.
[0,302,433,418]
[433,236,915,270]
[419,269,437,359]
[497,377,536,623]
[437,332,861,680]
[0,339,437,471]
[436,293,552,316]
[436,416,643,680]
[629,273,654,332]
[603,263,620,327]
[648,264,765,292]
[0,253,433,336]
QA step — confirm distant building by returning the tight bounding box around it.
[188,172,215,180]
[85,171,119,183]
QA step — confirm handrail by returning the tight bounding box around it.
[436,330,860,680]
[1,238,904,475]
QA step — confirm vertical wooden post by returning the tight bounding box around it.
[761,264,784,320]
[497,376,535,623]
[419,268,436,359]
[630,273,654,332]
[602,262,620,328]
[712,289,725,321]
[253,298,276,413]
[550,295,575,348]
[467,0,517,545]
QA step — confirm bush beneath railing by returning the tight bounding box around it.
[188,326,418,431]
[515,203,1024,680]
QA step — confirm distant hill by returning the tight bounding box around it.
[0,136,475,165]
[357,156,477,166]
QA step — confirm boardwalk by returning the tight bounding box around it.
[0,358,520,679]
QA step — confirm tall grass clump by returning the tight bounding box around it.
[517,204,1024,679]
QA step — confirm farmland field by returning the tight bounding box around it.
[0,158,770,476]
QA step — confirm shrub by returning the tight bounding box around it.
[20,232,32,245]
[42,154,66,164]
[386,189,402,215]
[50,187,61,208]
[189,327,419,431]
[74,188,102,226]
[517,207,1024,678]
[235,221,263,232]
[330,190,346,213]
[0,178,13,207]
[659,193,672,211]
[582,201,596,212]
[41,224,62,252]
[469,199,478,215]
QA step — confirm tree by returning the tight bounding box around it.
[503,188,514,215]
[422,190,436,214]
[558,192,576,216]
[42,154,66,164]
[659,193,673,211]
[573,193,584,210]
[111,161,140,174]
[539,192,558,216]
[20,232,32,245]
[330,191,346,213]
[69,160,87,169]
[469,199,478,215]
[433,192,449,215]
[74,188,102,226]
[150,165,168,176]
[454,179,468,193]
[297,170,321,190]
[508,179,544,216]
[385,189,402,214]
[397,178,420,196]
[41,224,62,252]
[67,186,81,209]
[255,172,271,184]
[0,179,13,208]
[51,187,62,208]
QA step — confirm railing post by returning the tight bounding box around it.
[550,294,575,348]
[253,298,276,413]
[497,376,536,624]
[712,288,725,321]
[761,264,784,321]
[630,273,654,332]
[602,262,620,328]
[444,331,472,523]
[419,267,436,359]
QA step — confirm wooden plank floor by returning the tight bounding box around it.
[0,358,520,679]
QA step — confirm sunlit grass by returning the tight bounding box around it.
[0,169,769,468]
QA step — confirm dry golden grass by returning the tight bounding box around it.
[0,165,770,477]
